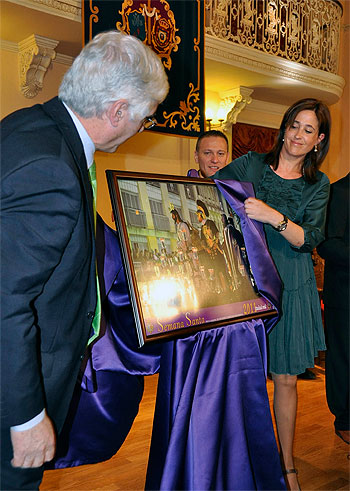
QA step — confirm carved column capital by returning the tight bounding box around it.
[220,86,254,129]
[18,34,59,98]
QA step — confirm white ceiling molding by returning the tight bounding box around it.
[55,53,74,66]
[237,100,289,129]
[5,0,81,22]
[18,34,59,98]
[205,35,345,103]
[245,99,289,117]
[219,86,254,129]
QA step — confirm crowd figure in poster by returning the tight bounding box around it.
[132,198,257,311]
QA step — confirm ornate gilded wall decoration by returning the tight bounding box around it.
[205,0,342,74]
[83,0,205,137]
[18,34,58,99]
[116,0,180,70]
[161,82,201,133]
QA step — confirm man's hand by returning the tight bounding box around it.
[10,414,56,468]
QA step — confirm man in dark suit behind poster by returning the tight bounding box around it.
[317,173,350,444]
[1,30,169,490]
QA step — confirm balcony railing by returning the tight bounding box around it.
[205,0,343,74]
[152,214,171,231]
[125,208,147,228]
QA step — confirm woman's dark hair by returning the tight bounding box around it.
[265,98,331,184]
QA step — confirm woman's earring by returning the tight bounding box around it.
[314,145,318,153]
[282,138,285,142]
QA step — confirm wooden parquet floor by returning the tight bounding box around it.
[41,368,349,491]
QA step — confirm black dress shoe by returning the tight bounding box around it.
[297,369,316,380]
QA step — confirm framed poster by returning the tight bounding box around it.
[107,171,276,346]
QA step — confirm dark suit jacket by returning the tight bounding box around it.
[1,97,97,434]
[317,173,349,309]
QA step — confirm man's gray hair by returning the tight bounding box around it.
[59,30,169,120]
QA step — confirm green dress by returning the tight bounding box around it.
[214,152,329,375]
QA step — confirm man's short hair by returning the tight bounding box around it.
[59,30,169,121]
[195,130,229,152]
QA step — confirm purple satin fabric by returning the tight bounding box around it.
[49,369,145,468]
[146,321,285,490]
[187,168,200,177]
[214,179,282,335]
[187,172,282,333]
[146,179,285,490]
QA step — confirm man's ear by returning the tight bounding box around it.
[194,151,199,164]
[106,100,128,127]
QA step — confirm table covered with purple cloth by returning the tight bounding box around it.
[145,179,285,490]
[145,320,284,490]
[49,180,285,490]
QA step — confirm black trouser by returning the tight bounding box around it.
[324,306,350,431]
[1,425,44,490]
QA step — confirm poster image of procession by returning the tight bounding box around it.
[107,172,275,346]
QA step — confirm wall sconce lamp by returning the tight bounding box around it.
[217,106,226,125]
[205,87,254,132]
[205,106,226,131]
[205,107,214,130]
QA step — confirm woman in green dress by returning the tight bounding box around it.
[214,98,331,490]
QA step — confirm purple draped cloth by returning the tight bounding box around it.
[215,179,281,336]
[145,179,285,490]
[146,321,284,490]
[50,181,285,490]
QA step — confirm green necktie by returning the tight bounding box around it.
[88,161,101,345]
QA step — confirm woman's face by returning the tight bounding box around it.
[283,110,325,160]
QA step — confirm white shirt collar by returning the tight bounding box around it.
[62,102,95,169]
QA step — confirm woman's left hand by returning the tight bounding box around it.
[244,197,281,226]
